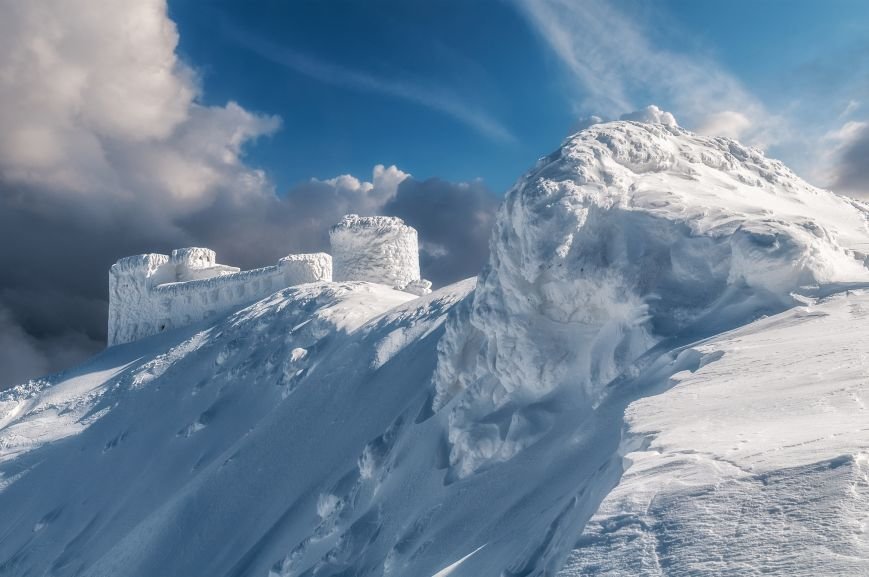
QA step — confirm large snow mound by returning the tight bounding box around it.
[435,120,869,477]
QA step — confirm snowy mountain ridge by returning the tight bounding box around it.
[1,120,869,576]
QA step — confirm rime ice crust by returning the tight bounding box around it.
[435,120,869,478]
[329,215,432,295]
[108,251,332,346]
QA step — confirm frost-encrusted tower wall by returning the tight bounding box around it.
[329,215,431,295]
[108,249,332,346]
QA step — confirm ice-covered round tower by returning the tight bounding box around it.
[329,215,431,295]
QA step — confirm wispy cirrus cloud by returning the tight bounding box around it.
[513,0,783,146]
[224,23,515,144]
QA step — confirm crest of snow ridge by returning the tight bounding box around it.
[434,120,869,478]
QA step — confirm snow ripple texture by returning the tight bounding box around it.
[435,120,869,478]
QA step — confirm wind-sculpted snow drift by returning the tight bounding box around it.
[2,120,869,577]
[435,120,869,478]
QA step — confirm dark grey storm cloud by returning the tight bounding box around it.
[829,123,869,197]
[0,305,78,388]
[0,181,180,389]
[385,178,499,287]
[178,168,401,269]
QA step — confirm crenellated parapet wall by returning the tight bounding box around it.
[108,250,332,346]
[108,215,431,346]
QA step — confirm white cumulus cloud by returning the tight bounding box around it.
[0,0,280,211]
[694,110,754,140]
[620,105,678,127]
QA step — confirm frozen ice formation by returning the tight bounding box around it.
[435,120,869,478]
[330,214,432,295]
[109,215,431,346]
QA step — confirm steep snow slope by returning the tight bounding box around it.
[2,120,869,577]
[0,282,419,574]
[1,276,626,577]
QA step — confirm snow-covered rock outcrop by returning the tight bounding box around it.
[435,120,869,478]
[108,249,332,345]
[330,215,432,296]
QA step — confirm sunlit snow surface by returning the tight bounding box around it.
[559,291,869,576]
[3,121,869,576]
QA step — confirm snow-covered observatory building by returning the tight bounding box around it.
[108,215,430,346]
[108,249,332,346]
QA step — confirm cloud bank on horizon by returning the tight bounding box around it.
[0,0,866,387]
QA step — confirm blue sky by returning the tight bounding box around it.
[169,0,869,192]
